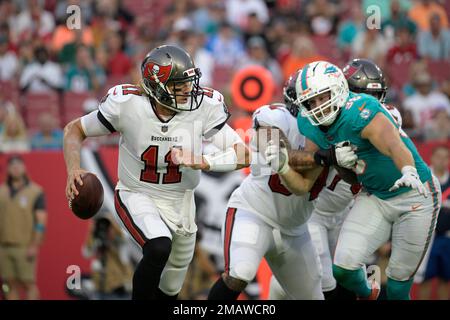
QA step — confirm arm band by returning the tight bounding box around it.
[203,147,238,172]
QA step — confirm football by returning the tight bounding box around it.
[69,173,104,220]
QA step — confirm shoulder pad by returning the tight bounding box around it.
[201,87,224,106]
[253,103,288,117]
[106,84,142,103]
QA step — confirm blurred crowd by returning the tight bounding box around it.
[0,0,449,152]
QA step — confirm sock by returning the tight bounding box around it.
[386,277,413,300]
[333,264,371,298]
[324,283,357,300]
[208,277,241,300]
[132,237,172,300]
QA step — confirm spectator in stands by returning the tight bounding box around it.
[401,60,429,97]
[94,0,134,31]
[56,28,94,66]
[13,0,55,42]
[17,40,34,69]
[65,45,105,93]
[409,0,448,32]
[351,27,389,64]
[382,0,417,44]
[226,0,269,29]
[202,2,227,36]
[265,18,290,62]
[166,17,195,47]
[19,46,63,93]
[386,26,418,64]
[106,31,132,77]
[403,72,450,130]
[206,22,245,68]
[242,36,283,85]
[282,35,326,81]
[0,111,29,152]
[0,90,16,135]
[424,108,450,142]
[30,114,63,150]
[0,155,47,300]
[242,12,268,48]
[0,100,7,137]
[183,31,214,87]
[0,33,18,81]
[337,6,364,56]
[441,80,450,107]
[418,13,450,61]
[304,0,340,36]
[82,216,133,300]
[0,1,16,37]
[418,146,450,300]
[190,0,213,34]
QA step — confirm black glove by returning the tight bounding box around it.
[314,147,336,167]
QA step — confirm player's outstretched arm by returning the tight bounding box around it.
[361,113,428,197]
[280,165,323,195]
[289,139,358,171]
[172,124,251,171]
[287,138,317,172]
[265,140,323,195]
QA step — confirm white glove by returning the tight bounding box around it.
[335,141,358,169]
[389,166,428,197]
[265,140,289,174]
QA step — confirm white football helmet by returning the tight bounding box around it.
[295,61,349,126]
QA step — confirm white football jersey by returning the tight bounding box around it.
[313,167,360,217]
[93,84,229,201]
[228,104,316,235]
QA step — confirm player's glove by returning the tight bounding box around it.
[265,140,290,174]
[314,141,357,169]
[389,165,428,197]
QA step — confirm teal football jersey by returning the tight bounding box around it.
[297,92,431,199]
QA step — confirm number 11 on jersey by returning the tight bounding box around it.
[140,145,182,184]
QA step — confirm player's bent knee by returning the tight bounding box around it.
[142,237,172,266]
[223,273,248,292]
[388,265,414,282]
[230,260,258,283]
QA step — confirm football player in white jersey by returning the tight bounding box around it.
[261,72,360,300]
[207,67,360,300]
[63,45,250,300]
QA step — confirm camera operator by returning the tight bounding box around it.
[82,215,133,300]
